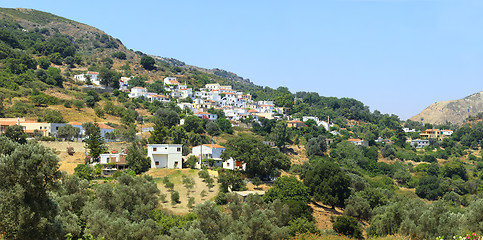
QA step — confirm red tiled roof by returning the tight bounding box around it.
[69,122,82,126]
[87,71,99,75]
[348,139,362,142]
[98,123,114,129]
[203,144,225,149]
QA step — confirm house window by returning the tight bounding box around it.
[106,157,110,163]
[56,127,59,130]
[153,147,157,152]
[227,162,230,167]
[174,161,178,168]
[155,162,159,165]
[177,147,181,152]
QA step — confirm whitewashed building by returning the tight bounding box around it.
[74,71,100,85]
[147,144,183,169]
[129,87,148,98]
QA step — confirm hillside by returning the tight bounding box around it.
[410,91,483,125]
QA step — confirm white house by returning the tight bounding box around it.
[147,94,169,102]
[129,87,148,98]
[147,144,183,169]
[205,83,220,91]
[441,129,454,136]
[223,158,246,171]
[403,128,416,133]
[177,87,193,98]
[74,71,100,85]
[348,139,369,147]
[164,77,180,86]
[68,122,114,142]
[99,152,128,173]
[119,77,131,90]
[411,139,430,148]
[195,112,218,121]
[192,144,225,165]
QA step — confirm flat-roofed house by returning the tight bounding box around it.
[147,144,183,169]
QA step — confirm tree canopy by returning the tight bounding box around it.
[303,161,351,208]
[222,134,291,178]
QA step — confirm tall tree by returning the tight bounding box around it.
[3,124,27,144]
[303,161,351,208]
[84,122,106,161]
[148,119,169,144]
[306,135,327,157]
[222,134,291,178]
[140,56,155,70]
[155,108,179,128]
[0,137,63,239]
[127,141,150,174]
[270,120,289,149]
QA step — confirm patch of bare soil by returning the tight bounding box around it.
[284,144,309,165]
[309,202,343,230]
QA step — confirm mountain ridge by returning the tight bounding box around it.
[410,91,483,125]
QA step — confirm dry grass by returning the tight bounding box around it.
[144,168,219,215]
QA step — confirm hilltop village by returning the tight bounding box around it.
[0,8,482,240]
[1,73,456,173]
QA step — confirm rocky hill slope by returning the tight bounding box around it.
[410,91,483,125]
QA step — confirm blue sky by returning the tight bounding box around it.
[2,0,483,119]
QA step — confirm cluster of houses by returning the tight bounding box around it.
[96,143,246,174]
[406,128,454,148]
[0,118,115,141]
[125,77,290,121]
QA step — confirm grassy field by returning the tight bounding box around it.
[144,168,219,215]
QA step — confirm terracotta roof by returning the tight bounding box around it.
[289,120,304,123]
[203,144,225,149]
[197,112,211,115]
[348,139,363,142]
[25,129,47,133]
[168,80,179,84]
[150,95,168,98]
[259,105,273,107]
[98,123,114,129]
[69,122,82,126]
[248,109,258,113]
[0,121,17,126]
[87,71,99,75]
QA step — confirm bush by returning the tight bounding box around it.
[66,146,75,155]
[215,192,228,205]
[171,191,180,204]
[332,215,363,239]
[185,155,197,169]
[40,136,55,141]
[198,169,210,180]
[63,101,72,108]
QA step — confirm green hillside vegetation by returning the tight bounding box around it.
[0,7,483,240]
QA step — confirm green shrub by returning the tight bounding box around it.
[332,215,362,239]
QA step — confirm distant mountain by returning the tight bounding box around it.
[410,92,483,125]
